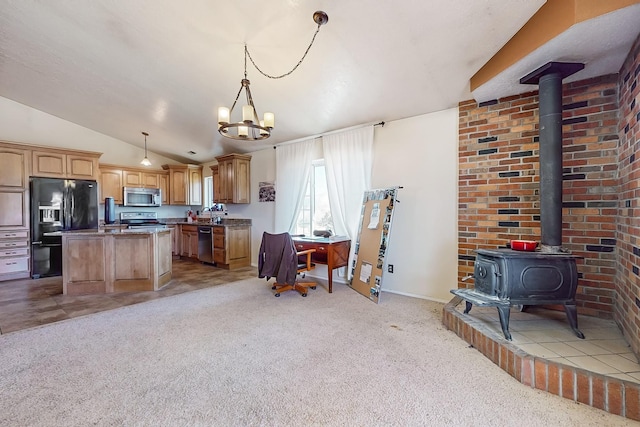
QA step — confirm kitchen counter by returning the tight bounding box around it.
[173,218,252,227]
[49,228,170,236]
[61,228,172,295]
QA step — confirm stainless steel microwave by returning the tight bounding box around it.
[123,187,162,207]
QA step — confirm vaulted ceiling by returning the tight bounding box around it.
[0,1,637,164]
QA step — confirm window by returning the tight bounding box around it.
[203,176,213,209]
[294,159,333,236]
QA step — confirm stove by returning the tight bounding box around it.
[119,212,166,229]
[451,249,584,340]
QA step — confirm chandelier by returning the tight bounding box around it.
[218,11,329,141]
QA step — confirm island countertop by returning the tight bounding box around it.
[47,228,170,236]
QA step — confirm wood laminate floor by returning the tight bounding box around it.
[0,258,257,334]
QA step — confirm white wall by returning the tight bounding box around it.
[370,108,458,302]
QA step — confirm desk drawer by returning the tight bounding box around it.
[295,243,328,254]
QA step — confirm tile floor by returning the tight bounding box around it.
[0,258,258,334]
[455,304,640,384]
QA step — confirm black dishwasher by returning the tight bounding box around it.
[197,226,213,264]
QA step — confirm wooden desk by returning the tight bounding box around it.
[293,236,351,293]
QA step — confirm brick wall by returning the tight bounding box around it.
[617,34,640,357]
[458,75,619,319]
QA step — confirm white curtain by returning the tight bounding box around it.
[274,139,315,233]
[322,126,374,240]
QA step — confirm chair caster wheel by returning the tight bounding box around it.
[272,286,276,290]
[275,293,280,297]
[310,286,316,290]
[302,293,307,297]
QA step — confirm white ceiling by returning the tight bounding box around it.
[1,0,554,163]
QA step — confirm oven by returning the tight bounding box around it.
[120,212,166,230]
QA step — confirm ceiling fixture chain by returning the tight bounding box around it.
[218,11,328,141]
[245,11,327,80]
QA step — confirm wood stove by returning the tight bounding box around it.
[452,249,584,340]
[452,62,587,341]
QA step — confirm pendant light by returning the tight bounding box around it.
[140,131,151,166]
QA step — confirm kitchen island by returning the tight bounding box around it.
[59,228,172,295]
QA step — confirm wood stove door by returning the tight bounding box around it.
[474,257,501,297]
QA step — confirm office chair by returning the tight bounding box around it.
[258,232,317,297]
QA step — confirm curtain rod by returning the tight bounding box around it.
[273,121,385,149]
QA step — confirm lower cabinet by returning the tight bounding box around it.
[180,225,198,259]
[0,229,30,281]
[213,225,251,269]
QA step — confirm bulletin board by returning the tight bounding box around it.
[348,187,399,303]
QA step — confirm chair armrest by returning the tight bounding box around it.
[296,248,316,272]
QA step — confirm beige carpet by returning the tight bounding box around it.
[0,278,632,426]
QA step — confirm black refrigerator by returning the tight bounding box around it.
[30,177,99,278]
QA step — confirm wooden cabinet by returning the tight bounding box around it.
[213,153,251,204]
[99,164,169,205]
[99,166,123,204]
[162,164,203,206]
[211,165,220,203]
[167,225,180,256]
[0,229,30,280]
[180,224,198,258]
[32,149,100,180]
[159,173,169,205]
[0,143,30,281]
[213,225,251,269]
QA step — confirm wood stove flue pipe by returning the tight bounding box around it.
[520,62,584,253]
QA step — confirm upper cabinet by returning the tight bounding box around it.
[213,153,251,204]
[99,164,169,205]
[0,146,29,190]
[162,164,203,206]
[98,165,123,204]
[32,149,100,180]
[0,143,30,229]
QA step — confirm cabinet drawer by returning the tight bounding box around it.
[213,251,225,263]
[0,230,28,239]
[213,226,225,235]
[0,257,29,274]
[0,240,28,249]
[0,247,28,257]
[181,225,197,232]
[213,235,225,248]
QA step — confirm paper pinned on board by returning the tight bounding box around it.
[368,203,380,229]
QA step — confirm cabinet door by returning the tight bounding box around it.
[67,155,98,180]
[123,170,143,187]
[170,169,189,205]
[218,160,232,203]
[189,168,202,206]
[180,231,191,257]
[142,173,160,188]
[32,151,66,177]
[159,174,169,205]
[233,158,251,203]
[228,227,251,261]
[189,231,199,258]
[100,168,123,204]
[0,147,29,189]
[0,192,28,228]
[211,166,221,203]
